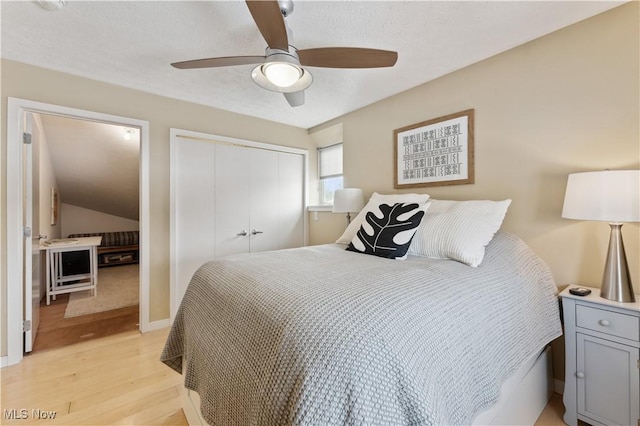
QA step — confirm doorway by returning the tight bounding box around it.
[31,112,141,352]
[6,97,150,366]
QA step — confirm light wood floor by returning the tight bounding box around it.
[2,327,569,425]
[2,329,187,425]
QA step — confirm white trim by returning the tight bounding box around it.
[169,128,309,322]
[172,128,309,156]
[138,117,151,334]
[169,130,178,325]
[6,97,151,366]
[145,318,171,332]
[6,98,24,366]
[554,378,564,395]
[1,356,8,368]
[307,205,333,212]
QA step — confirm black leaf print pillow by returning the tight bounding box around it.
[346,202,426,259]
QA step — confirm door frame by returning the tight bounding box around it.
[6,97,151,366]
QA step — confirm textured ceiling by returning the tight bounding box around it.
[3,1,625,222]
[1,1,624,129]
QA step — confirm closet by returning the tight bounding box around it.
[170,130,307,316]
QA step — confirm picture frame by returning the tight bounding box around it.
[394,109,474,188]
[50,187,58,226]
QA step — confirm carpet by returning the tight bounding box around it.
[64,264,139,318]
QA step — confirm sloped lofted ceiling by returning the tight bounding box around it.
[38,114,140,221]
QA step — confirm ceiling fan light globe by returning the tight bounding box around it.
[263,62,301,88]
[251,65,312,94]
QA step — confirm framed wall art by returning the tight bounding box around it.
[394,109,474,189]
[51,187,59,226]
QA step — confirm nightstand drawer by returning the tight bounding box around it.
[576,304,639,341]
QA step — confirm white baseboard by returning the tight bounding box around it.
[1,356,8,368]
[144,318,171,332]
[554,379,564,395]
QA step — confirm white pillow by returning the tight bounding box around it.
[408,199,512,267]
[336,192,430,244]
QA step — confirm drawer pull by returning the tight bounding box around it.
[598,319,610,326]
[576,372,585,378]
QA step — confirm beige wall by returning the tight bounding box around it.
[308,4,639,382]
[310,3,639,292]
[309,2,640,381]
[61,203,140,237]
[309,209,346,245]
[0,61,316,356]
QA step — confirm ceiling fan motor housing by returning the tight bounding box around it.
[278,0,294,17]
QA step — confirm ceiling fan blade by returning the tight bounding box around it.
[171,56,265,69]
[245,0,288,51]
[284,91,304,107]
[298,48,398,69]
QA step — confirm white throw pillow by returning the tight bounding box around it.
[408,199,512,267]
[336,192,430,244]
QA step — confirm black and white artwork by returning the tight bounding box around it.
[394,109,474,188]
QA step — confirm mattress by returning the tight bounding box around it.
[161,232,562,425]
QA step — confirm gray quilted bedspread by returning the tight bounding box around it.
[161,232,562,425]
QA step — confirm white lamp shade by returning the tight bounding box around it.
[333,188,364,213]
[562,170,640,223]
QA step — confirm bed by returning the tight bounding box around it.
[161,228,562,425]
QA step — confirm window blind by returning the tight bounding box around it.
[318,144,343,179]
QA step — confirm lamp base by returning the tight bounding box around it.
[600,223,636,303]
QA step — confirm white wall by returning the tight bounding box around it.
[61,203,139,237]
[34,114,61,242]
[33,114,62,301]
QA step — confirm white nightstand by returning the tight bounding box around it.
[561,285,640,426]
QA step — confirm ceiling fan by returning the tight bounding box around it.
[171,0,398,107]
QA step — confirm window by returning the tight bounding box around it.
[318,143,343,205]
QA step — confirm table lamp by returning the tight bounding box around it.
[333,188,364,224]
[562,170,640,302]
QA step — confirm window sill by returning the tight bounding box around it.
[307,205,333,212]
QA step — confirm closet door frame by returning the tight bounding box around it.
[169,128,309,320]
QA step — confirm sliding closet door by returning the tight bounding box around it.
[171,129,308,318]
[249,149,280,253]
[278,152,305,249]
[173,138,215,305]
[214,144,251,257]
